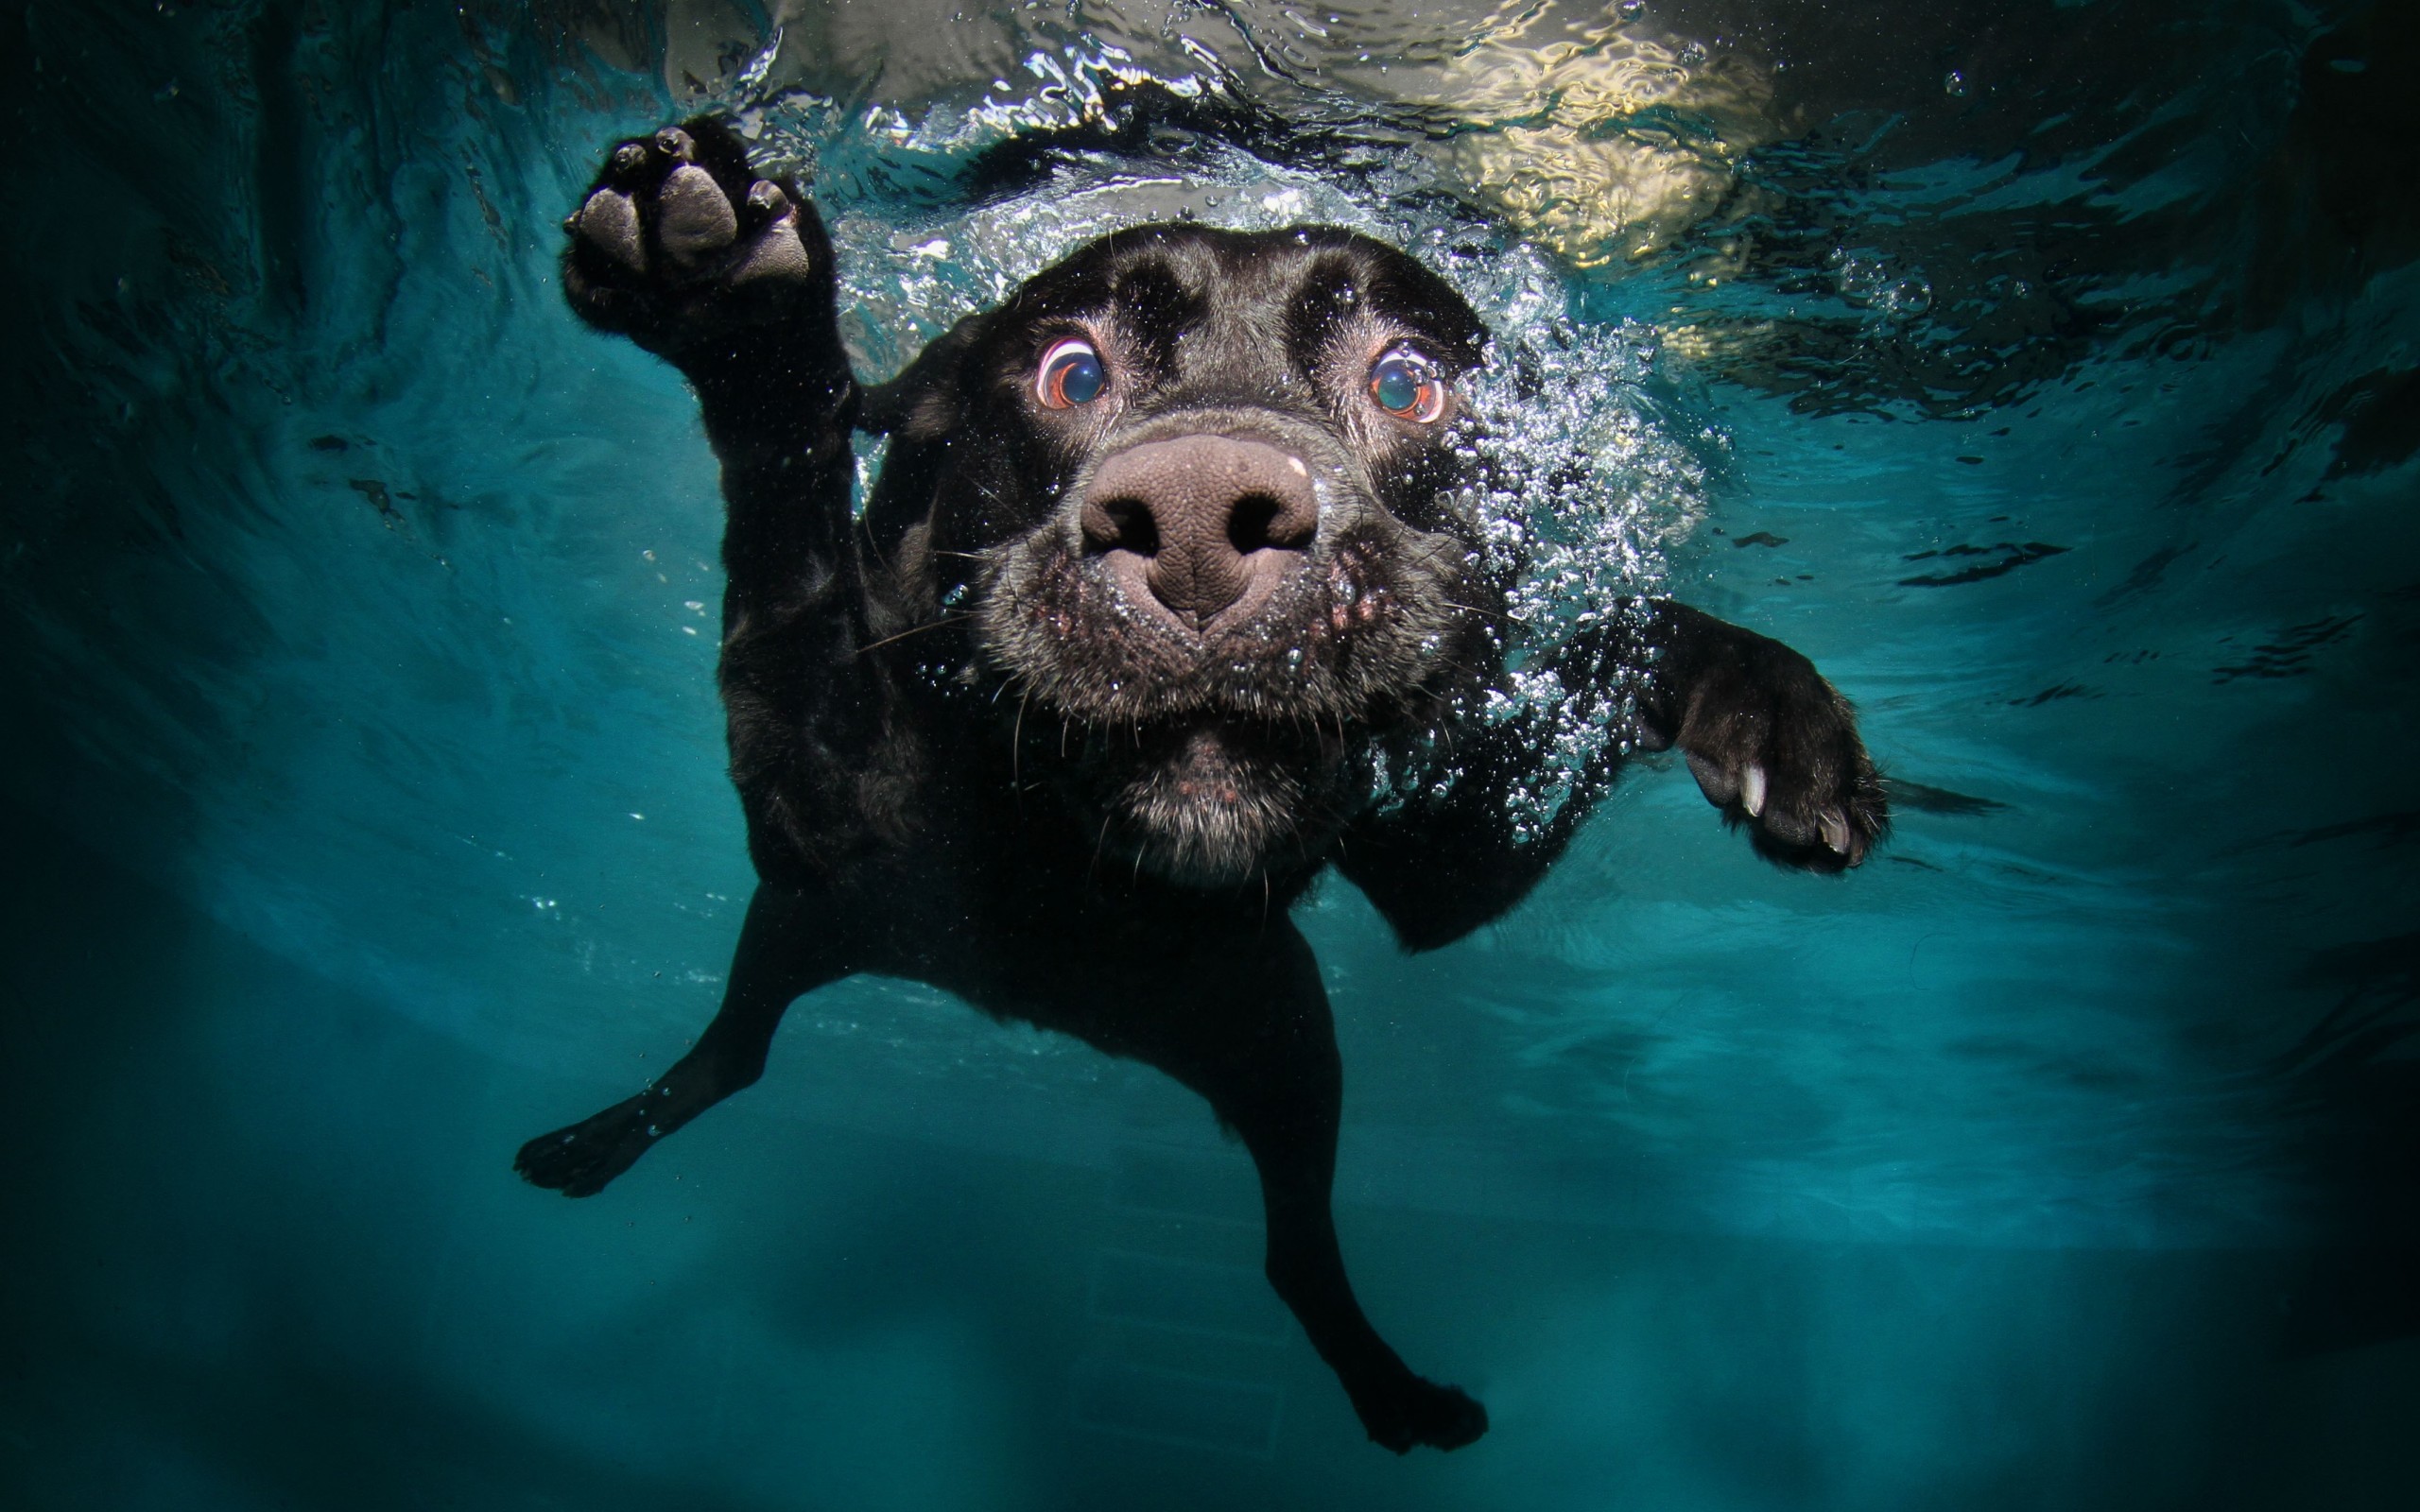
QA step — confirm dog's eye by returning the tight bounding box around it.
[1036,336,1106,409]
[1368,347,1447,422]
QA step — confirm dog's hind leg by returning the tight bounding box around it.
[1164,922,1491,1453]
[514,885,846,1197]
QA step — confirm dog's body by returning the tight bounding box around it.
[516,119,1886,1452]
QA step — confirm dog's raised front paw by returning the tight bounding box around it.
[560,117,831,365]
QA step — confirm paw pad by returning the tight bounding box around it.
[559,116,830,361]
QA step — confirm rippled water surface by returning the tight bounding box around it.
[5,2,2416,1507]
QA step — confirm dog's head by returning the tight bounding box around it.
[865,224,1499,886]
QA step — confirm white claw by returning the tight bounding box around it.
[1741,764,1767,817]
[1820,809,1850,854]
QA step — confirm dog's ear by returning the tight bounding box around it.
[857,310,997,573]
[858,312,991,439]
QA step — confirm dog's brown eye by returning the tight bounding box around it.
[1036,336,1105,409]
[1368,346,1447,422]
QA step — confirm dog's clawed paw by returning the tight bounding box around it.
[513,1092,668,1197]
[560,117,829,362]
[1670,632,1888,872]
[1354,1373,1490,1453]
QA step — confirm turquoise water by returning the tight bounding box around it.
[3,0,2415,1505]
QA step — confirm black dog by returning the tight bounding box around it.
[515,119,1886,1452]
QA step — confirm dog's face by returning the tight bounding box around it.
[872,225,1499,886]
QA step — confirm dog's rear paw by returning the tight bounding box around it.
[1355,1374,1490,1453]
[513,1091,666,1197]
[561,117,832,365]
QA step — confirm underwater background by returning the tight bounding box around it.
[3,0,2415,1505]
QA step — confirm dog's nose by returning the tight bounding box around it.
[1080,436,1319,627]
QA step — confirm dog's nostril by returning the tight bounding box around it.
[1227,493,1283,555]
[1083,496,1160,557]
[1230,480,1317,554]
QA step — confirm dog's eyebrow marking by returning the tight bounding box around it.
[1112,257,1205,376]
[1285,252,1364,376]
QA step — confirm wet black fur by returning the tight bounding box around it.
[517,117,1888,1453]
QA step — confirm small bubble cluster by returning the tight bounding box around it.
[1827,246,1934,322]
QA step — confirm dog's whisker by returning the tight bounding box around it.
[1012,691,1028,790]
[856,614,973,655]
[1441,599,1510,624]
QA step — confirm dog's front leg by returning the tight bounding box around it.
[558,117,863,665]
[1343,597,1890,951]
[515,885,848,1196]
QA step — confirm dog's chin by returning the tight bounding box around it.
[1101,722,1327,889]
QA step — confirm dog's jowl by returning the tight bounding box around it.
[515,118,1887,1453]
